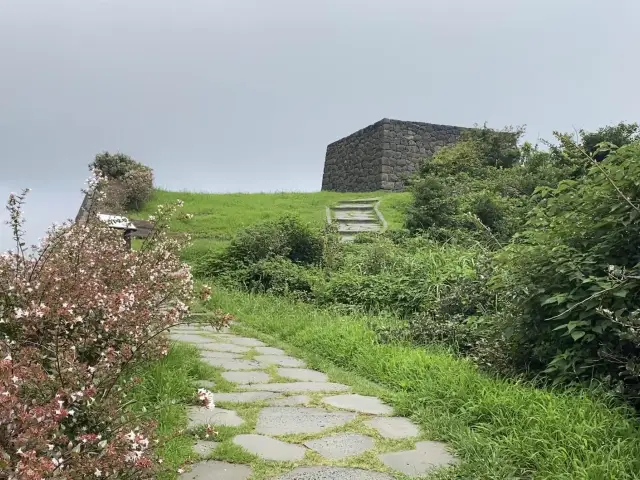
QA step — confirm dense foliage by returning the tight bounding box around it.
[493,142,640,397]
[197,121,640,406]
[1,180,226,478]
[212,289,640,480]
[195,216,324,297]
[90,152,154,212]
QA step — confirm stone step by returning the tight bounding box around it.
[338,224,382,233]
[333,211,376,218]
[334,216,378,224]
[333,204,376,211]
[338,198,379,204]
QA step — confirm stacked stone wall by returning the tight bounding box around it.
[322,118,467,192]
[321,121,384,192]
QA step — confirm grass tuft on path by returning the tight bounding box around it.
[207,288,640,480]
[129,343,212,479]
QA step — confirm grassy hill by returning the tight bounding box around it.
[131,189,411,261]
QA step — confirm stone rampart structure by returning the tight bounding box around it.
[322,118,467,192]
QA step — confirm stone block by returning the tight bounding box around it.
[304,433,375,460]
[378,441,458,476]
[364,416,420,439]
[321,394,393,415]
[179,461,251,480]
[255,407,356,435]
[277,467,392,479]
[232,434,305,461]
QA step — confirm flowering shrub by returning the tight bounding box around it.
[120,166,154,212]
[90,152,139,180]
[89,152,154,213]
[94,180,129,215]
[0,179,229,478]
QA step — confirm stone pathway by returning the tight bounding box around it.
[326,199,387,242]
[169,325,458,479]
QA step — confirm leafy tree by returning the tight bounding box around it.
[90,151,139,179]
[405,176,458,232]
[581,122,640,160]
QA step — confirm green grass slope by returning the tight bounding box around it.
[131,189,410,261]
[207,289,640,480]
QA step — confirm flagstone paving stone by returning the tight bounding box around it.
[201,333,235,340]
[199,343,250,354]
[195,380,216,389]
[169,328,203,334]
[221,371,271,385]
[322,394,393,415]
[242,382,350,393]
[187,406,244,429]
[192,440,219,457]
[255,407,356,436]
[232,434,306,461]
[169,334,214,344]
[267,395,311,406]
[303,433,375,460]
[200,350,241,360]
[378,440,458,476]
[255,346,286,355]
[214,392,281,404]
[255,354,306,368]
[179,461,252,480]
[364,417,420,439]
[277,467,393,479]
[277,367,328,382]
[201,358,265,370]
[225,336,266,347]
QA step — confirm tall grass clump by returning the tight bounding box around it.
[209,289,640,480]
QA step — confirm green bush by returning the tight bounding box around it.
[405,126,532,244]
[196,215,324,290]
[492,142,640,402]
[407,256,514,372]
[405,176,458,231]
[403,124,603,246]
[226,215,323,266]
[90,151,139,179]
[316,237,479,317]
[241,257,317,300]
[317,270,431,316]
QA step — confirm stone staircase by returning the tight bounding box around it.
[326,198,387,242]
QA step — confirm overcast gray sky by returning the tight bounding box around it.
[1,0,639,250]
